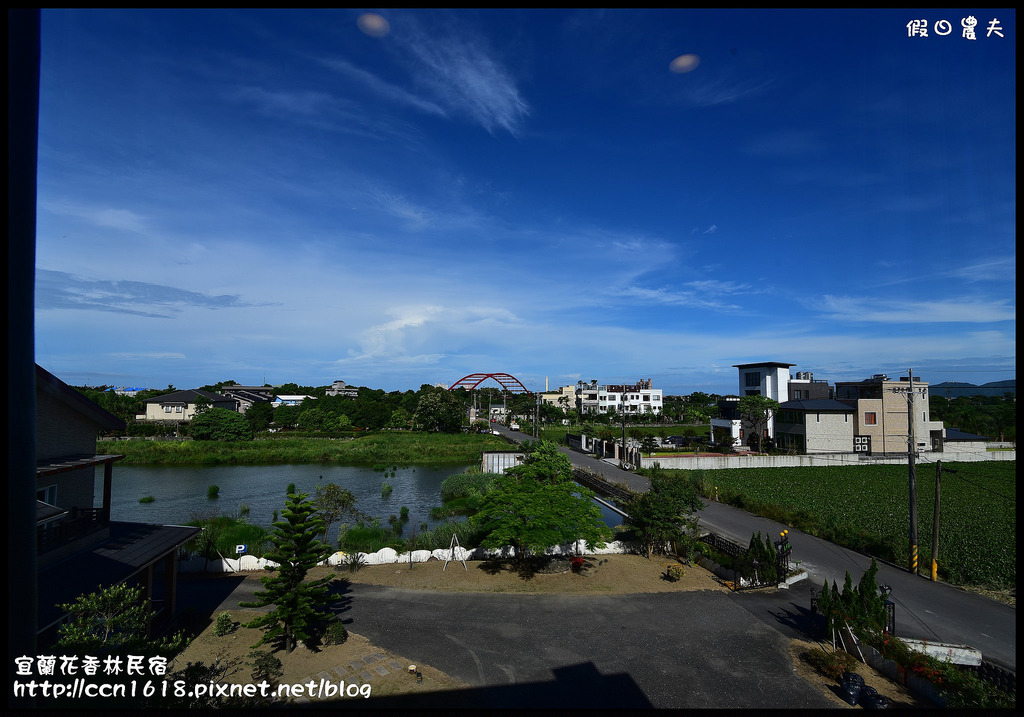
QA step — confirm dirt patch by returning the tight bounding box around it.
[333,553,728,594]
[788,638,933,709]
[170,610,466,706]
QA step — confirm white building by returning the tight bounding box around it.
[578,379,663,416]
[272,395,315,408]
[325,380,359,398]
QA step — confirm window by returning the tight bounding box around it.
[793,390,802,399]
[864,412,877,425]
[745,372,761,387]
[164,405,172,413]
[642,394,650,401]
[37,485,57,504]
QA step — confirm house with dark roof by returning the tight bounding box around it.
[35,365,199,645]
[217,384,275,413]
[775,398,856,454]
[137,388,238,422]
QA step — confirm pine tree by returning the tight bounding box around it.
[241,487,334,653]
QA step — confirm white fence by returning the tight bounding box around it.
[180,539,635,574]
[642,448,1014,470]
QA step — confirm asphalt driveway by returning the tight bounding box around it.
[325,583,833,709]
[179,572,836,709]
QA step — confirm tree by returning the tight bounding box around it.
[737,394,780,451]
[684,391,717,424]
[57,582,184,657]
[245,401,274,433]
[312,482,357,542]
[387,407,413,430]
[273,404,301,428]
[473,440,610,564]
[297,405,342,432]
[626,471,704,559]
[240,488,335,653]
[189,407,253,441]
[192,394,212,414]
[414,389,465,433]
[507,439,573,482]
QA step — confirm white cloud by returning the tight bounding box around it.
[41,201,149,234]
[818,295,1015,323]
[399,17,529,135]
[318,57,447,117]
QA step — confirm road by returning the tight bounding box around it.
[491,424,1016,671]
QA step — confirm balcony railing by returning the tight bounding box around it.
[37,507,107,554]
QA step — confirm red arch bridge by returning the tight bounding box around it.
[448,372,532,394]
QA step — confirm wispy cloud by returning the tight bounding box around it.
[398,17,530,135]
[817,295,1015,324]
[318,57,447,117]
[35,270,259,318]
[617,286,744,311]
[371,190,431,231]
[41,201,149,233]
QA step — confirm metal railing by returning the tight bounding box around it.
[37,507,106,554]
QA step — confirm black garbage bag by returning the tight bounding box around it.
[841,671,865,688]
[862,693,890,709]
[839,682,861,705]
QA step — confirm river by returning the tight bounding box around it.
[103,463,622,546]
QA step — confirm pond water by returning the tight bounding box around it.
[101,463,622,546]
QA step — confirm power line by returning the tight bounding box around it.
[946,471,1016,503]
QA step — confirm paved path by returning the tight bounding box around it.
[493,426,1016,671]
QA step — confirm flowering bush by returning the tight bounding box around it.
[570,556,585,573]
[664,564,684,581]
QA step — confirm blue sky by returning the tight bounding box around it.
[35,9,1015,396]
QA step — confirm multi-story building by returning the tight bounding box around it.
[538,384,577,412]
[577,379,663,416]
[775,399,856,453]
[835,374,944,454]
[720,362,834,449]
[138,389,238,421]
[325,379,359,398]
[218,384,274,413]
[35,365,199,644]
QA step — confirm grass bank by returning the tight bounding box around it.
[98,432,513,466]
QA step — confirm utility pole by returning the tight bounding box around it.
[907,369,919,575]
[534,394,540,439]
[930,460,956,581]
[931,460,941,581]
[620,389,628,468]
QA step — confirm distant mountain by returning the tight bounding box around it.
[931,380,1015,398]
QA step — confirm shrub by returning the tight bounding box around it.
[249,650,283,683]
[207,485,220,499]
[663,563,684,581]
[381,482,393,498]
[138,495,155,503]
[407,520,487,551]
[338,520,404,554]
[342,552,366,573]
[805,647,858,681]
[214,611,236,637]
[322,618,349,646]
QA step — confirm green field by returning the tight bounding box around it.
[666,461,1015,590]
[97,432,513,466]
